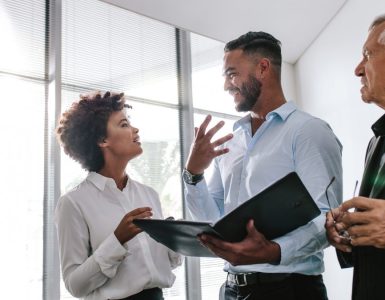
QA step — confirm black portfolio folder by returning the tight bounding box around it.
[134,172,321,257]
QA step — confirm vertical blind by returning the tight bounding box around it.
[0,0,46,299]
[0,0,46,78]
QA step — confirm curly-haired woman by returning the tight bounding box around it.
[55,91,181,300]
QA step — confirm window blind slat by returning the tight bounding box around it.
[0,0,46,79]
[62,0,178,104]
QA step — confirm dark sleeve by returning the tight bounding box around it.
[364,136,377,164]
[336,137,377,268]
[336,249,354,268]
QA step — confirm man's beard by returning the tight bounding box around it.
[236,76,262,112]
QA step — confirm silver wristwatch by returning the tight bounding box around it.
[182,168,204,185]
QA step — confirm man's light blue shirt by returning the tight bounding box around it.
[185,102,342,275]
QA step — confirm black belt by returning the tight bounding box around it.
[227,272,291,286]
[115,287,163,300]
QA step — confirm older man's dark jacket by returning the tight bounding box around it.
[338,114,385,300]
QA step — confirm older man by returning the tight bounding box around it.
[326,14,385,300]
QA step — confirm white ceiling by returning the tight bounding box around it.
[100,0,348,64]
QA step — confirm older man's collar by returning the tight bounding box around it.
[372,114,385,137]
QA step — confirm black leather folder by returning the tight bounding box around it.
[134,172,321,257]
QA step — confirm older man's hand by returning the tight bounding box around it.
[338,197,385,249]
[325,208,352,252]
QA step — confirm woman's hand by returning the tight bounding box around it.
[114,207,153,244]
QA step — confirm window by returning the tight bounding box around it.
[0,0,46,298]
[190,33,245,299]
[1,0,247,298]
[61,0,185,298]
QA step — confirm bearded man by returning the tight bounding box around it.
[182,31,342,300]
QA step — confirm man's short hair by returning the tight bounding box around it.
[224,31,282,68]
[370,14,385,30]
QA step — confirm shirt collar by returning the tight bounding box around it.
[372,113,385,137]
[234,101,297,130]
[87,172,118,191]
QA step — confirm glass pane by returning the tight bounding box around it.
[200,258,227,299]
[62,0,178,104]
[0,0,45,78]
[128,101,183,219]
[191,33,245,299]
[191,33,244,117]
[0,75,44,298]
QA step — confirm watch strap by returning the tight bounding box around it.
[182,168,204,185]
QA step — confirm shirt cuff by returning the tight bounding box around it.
[273,215,325,266]
[168,250,183,269]
[184,178,205,193]
[274,234,297,265]
[93,233,129,278]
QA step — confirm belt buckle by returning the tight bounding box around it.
[235,273,248,287]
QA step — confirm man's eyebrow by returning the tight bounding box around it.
[223,67,236,76]
[378,28,385,45]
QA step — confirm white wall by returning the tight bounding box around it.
[295,0,385,299]
[282,62,297,103]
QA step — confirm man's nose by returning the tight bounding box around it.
[354,60,364,77]
[223,77,232,91]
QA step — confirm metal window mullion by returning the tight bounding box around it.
[176,29,202,300]
[43,0,62,299]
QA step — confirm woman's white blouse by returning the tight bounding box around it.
[55,172,182,300]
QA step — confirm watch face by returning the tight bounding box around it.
[183,169,203,185]
[183,169,193,183]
